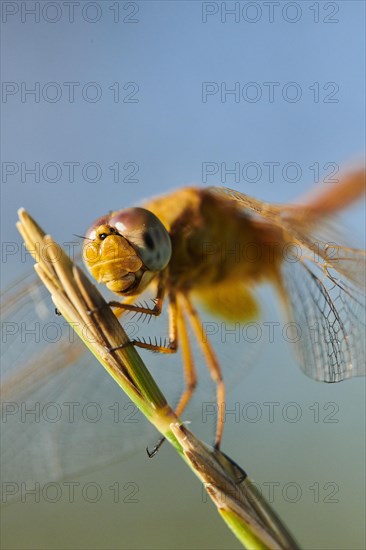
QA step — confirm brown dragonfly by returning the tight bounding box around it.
[2,169,365,490]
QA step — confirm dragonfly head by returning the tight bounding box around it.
[83,207,172,295]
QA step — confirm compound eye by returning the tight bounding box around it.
[109,207,172,271]
[137,225,170,271]
[143,231,155,251]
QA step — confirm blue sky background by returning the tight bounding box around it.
[1,2,365,549]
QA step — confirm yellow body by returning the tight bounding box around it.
[143,187,284,322]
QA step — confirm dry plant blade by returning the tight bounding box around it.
[171,424,300,550]
[16,208,300,550]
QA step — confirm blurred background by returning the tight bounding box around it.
[1,1,365,549]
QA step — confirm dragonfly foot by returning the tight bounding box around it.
[87,303,106,316]
[213,441,221,451]
[105,341,134,353]
[146,437,166,458]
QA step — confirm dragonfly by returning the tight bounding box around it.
[1,169,365,495]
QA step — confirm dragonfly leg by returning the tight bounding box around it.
[108,279,166,318]
[125,293,197,407]
[147,294,198,458]
[181,294,225,450]
[129,296,178,353]
[173,294,197,418]
[109,294,178,354]
[86,294,137,317]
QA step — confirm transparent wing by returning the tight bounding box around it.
[2,273,86,399]
[210,185,366,382]
[1,272,153,494]
[280,258,366,382]
[1,268,257,500]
